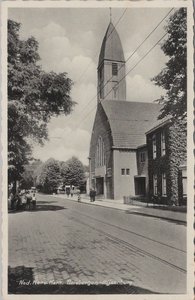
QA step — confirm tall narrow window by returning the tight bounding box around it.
[95,136,105,167]
[153,174,157,195]
[140,152,145,162]
[152,135,156,159]
[112,63,118,76]
[99,66,104,99]
[161,131,166,156]
[112,81,118,99]
[162,173,167,196]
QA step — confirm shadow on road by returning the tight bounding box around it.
[8,204,66,214]
[8,265,158,294]
[36,200,58,205]
[125,211,186,226]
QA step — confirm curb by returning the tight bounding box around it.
[52,195,186,224]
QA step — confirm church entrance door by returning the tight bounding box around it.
[96,177,104,195]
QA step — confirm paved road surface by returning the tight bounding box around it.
[8,194,186,294]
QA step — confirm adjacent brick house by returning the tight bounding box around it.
[146,119,187,205]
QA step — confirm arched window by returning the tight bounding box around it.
[95,136,105,167]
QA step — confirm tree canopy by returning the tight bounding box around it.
[152,8,187,120]
[61,156,85,187]
[36,158,62,194]
[34,156,86,193]
[8,19,75,185]
[20,159,42,190]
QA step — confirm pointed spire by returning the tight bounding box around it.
[98,22,125,66]
[109,7,112,23]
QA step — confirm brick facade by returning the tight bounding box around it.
[147,120,187,205]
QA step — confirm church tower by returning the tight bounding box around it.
[97,22,126,102]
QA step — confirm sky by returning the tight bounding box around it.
[8,6,174,165]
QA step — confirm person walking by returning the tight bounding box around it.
[66,188,70,198]
[77,189,81,202]
[21,191,27,210]
[32,193,36,210]
[92,189,96,202]
[89,189,93,202]
[70,188,74,198]
[26,190,32,210]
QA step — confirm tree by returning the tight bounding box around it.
[61,156,85,187]
[20,159,42,189]
[8,20,75,188]
[152,8,187,120]
[36,158,62,194]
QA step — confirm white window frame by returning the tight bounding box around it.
[152,135,156,159]
[182,177,187,196]
[162,173,167,196]
[153,174,158,196]
[140,152,145,162]
[161,131,166,156]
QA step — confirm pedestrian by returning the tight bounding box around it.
[77,189,81,202]
[15,190,22,210]
[32,193,36,210]
[66,188,70,198]
[92,189,96,202]
[25,190,32,210]
[21,191,27,210]
[89,189,92,202]
[70,188,74,198]
[8,191,14,209]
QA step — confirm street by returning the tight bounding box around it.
[8,194,187,294]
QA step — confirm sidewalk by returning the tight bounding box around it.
[53,194,187,224]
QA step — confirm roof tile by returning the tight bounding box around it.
[102,100,162,148]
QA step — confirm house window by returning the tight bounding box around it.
[162,173,167,196]
[95,136,105,167]
[140,152,145,162]
[112,63,118,76]
[161,131,166,156]
[153,174,158,195]
[182,177,187,196]
[126,168,130,175]
[152,135,156,159]
[121,169,125,175]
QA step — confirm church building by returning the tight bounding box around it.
[89,22,162,200]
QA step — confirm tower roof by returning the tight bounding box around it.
[98,22,125,67]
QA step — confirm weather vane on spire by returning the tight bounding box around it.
[109,7,112,22]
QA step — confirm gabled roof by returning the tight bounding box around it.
[98,22,125,67]
[101,100,162,149]
[145,117,171,135]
